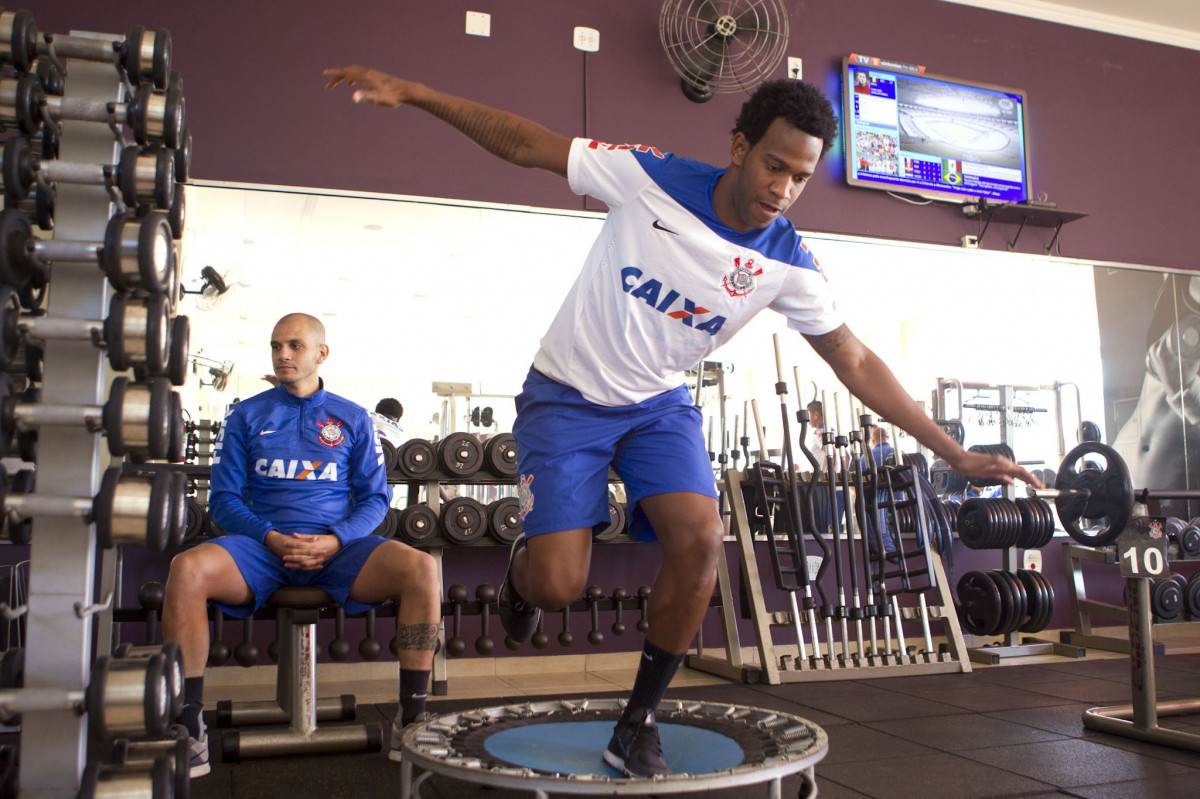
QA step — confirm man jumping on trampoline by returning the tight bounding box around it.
[325,65,1037,778]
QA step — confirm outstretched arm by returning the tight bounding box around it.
[804,324,1042,486]
[324,65,572,177]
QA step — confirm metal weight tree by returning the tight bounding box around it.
[933,379,1085,663]
[4,15,190,796]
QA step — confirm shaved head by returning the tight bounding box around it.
[274,313,325,345]
[270,313,329,397]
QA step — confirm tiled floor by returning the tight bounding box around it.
[189,647,1200,798]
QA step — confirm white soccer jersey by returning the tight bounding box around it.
[532,137,843,407]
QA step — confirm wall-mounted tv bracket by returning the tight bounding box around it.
[963,201,1088,255]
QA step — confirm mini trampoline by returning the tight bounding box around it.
[398,697,828,798]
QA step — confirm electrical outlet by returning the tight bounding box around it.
[573,26,599,52]
[787,57,802,79]
[465,11,490,37]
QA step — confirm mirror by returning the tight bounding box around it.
[178,182,1106,473]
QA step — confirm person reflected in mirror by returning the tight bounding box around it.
[325,65,1038,778]
[1113,274,1200,507]
[161,313,440,775]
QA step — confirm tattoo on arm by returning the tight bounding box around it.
[394,623,440,652]
[806,325,851,359]
[426,100,527,162]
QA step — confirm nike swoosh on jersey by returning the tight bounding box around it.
[652,219,678,235]
[258,430,278,436]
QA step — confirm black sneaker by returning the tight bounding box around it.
[497,534,540,643]
[388,710,431,763]
[603,710,670,778]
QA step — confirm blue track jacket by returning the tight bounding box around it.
[209,383,388,546]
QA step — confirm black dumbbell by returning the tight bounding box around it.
[0,207,174,295]
[445,584,468,657]
[0,373,177,460]
[34,23,172,89]
[0,462,182,551]
[1,135,175,210]
[0,287,173,375]
[475,584,496,655]
[2,68,185,147]
[0,9,37,72]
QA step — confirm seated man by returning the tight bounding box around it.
[162,313,441,776]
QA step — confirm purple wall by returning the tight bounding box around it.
[36,0,1200,269]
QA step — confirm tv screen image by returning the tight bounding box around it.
[843,56,1030,204]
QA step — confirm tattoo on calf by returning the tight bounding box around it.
[395,623,440,651]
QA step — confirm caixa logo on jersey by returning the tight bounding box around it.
[620,267,726,336]
[255,459,339,481]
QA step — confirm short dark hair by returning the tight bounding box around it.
[375,398,403,420]
[733,80,839,156]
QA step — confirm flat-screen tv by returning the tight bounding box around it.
[842,54,1030,204]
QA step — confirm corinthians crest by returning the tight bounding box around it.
[316,417,345,447]
[721,255,763,298]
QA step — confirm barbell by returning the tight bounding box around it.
[1030,441,1200,547]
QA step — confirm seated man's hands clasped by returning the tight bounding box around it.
[265,530,342,571]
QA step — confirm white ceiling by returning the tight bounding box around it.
[942,0,1200,50]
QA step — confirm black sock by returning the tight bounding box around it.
[180,676,204,738]
[620,640,684,724]
[399,668,430,725]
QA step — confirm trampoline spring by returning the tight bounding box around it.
[420,746,450,758]
[446,756,484,769]
[758,715,789,730]
[413,733,446,746]
[578,699,589,712]
[674,703,702,716]
[727,708,752,720]
[779,724,815,742]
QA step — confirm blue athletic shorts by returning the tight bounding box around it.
[208,534,386,618]
[512,368,717,542]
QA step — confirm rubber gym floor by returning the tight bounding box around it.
[186,651,1200,798]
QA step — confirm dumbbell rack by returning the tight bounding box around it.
[936,381,1086,664]
[6,18,191,796]
[18,49,120,796]
[688,465,972,684]
[1060,540,1200,654]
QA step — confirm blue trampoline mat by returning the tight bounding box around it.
[483,720,745,776]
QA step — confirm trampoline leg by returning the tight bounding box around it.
[401,759,412,799]
[768,776,782,798]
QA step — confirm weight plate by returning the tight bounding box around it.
[1054,442,1133,548]
[183,497,206,544]
[396,504,437,548]
[593,496,626,543]
[956,570,1002,637]
[483,432,518,477]
[1151,578,1182,621]
[1032,569,1056,632]
[439,496,486,544]
[437,432,482,478]
[379,437,398,473]
[1016,569,1045,633]
[1186,573,1200,619]
[1180,524,1200,556]
[486,497,522,545]
[397,438,436,480]
[373,507,398,539]
[991,569,1027,637]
